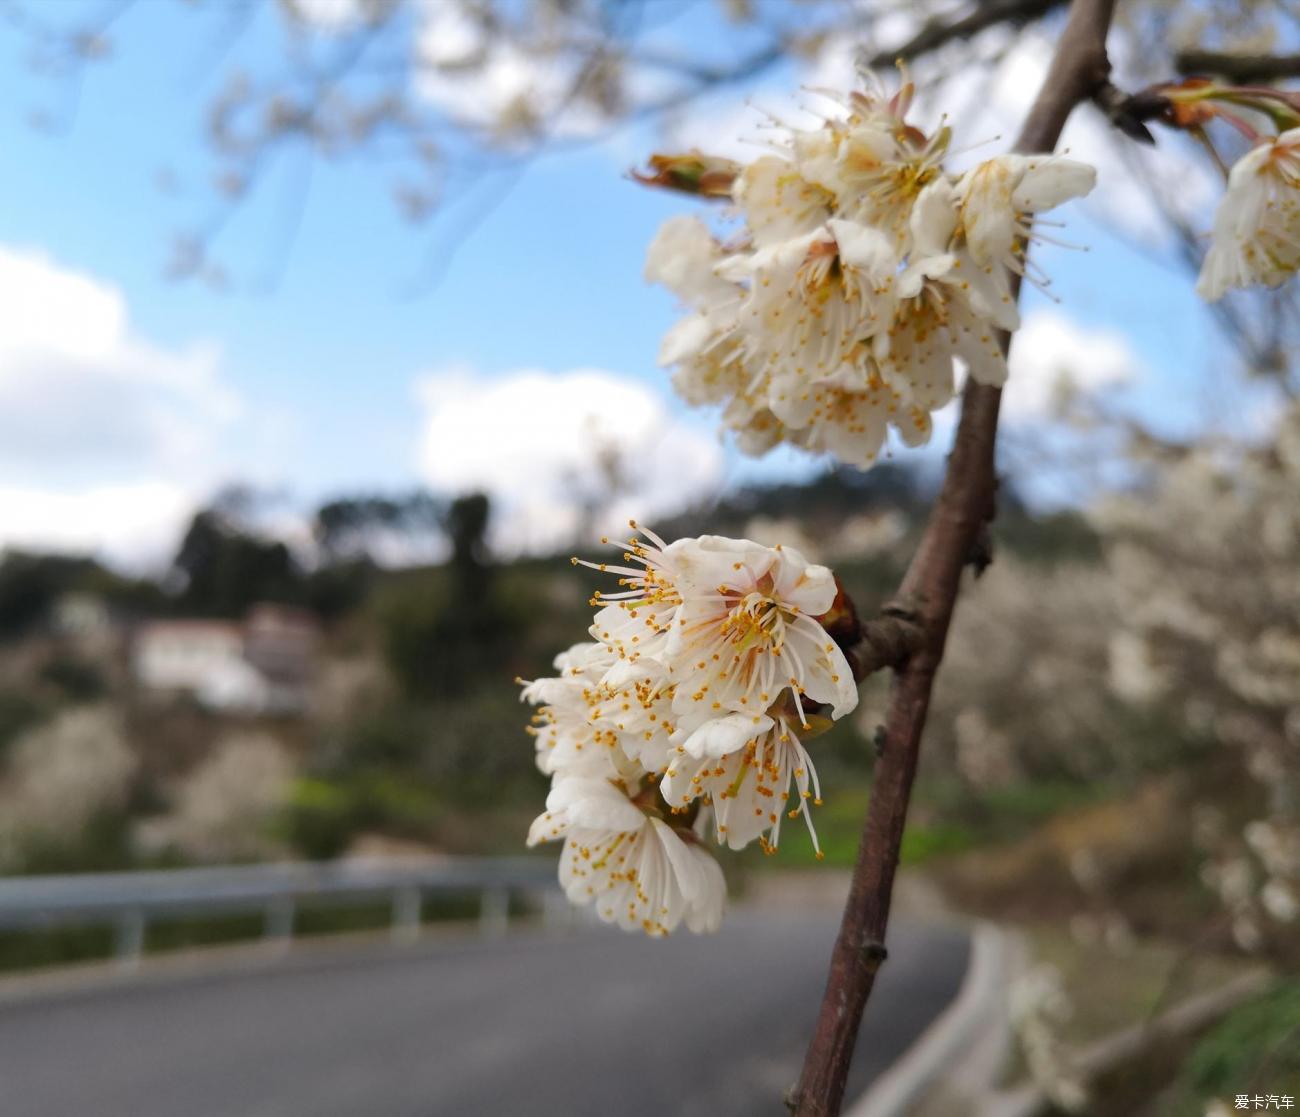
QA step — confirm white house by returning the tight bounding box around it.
[133,607,318,714]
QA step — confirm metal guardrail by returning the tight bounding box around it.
[0,857,562,967]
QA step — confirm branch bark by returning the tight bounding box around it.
[1175,48,1300,84]
[865,0,1067,69]
[849,613,927,679]
[790,3,1117,1114]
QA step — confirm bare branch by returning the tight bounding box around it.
[1176,48,1300,84]
[864,0,1067,69]
[790,2,1118,1114]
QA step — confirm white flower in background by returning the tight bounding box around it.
[642,80,1096,468]
[1261,878,1299,922]
[1198,127,1300,300]
[521,526,861,934]
[527,776,724,935]
[0,706,137,868]
[1010,964,1088,1113]
[136,733,295,863]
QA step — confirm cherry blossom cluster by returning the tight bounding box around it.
[521,526,860,935]
[1097,400,1300,953]
[642,81,1096,467]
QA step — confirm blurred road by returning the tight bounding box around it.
[0,913,967,1117]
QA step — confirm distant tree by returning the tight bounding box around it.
[312,490,443,564]
[171,508,303,617]
[381,492,516,700]
[0,551,144,640]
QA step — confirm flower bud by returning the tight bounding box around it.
[631,152,741,198]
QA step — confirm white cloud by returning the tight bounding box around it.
[1003,308,1138,422]
[414,367,724,553]
[926,307,1141,464]
[0,247,243,567]
[411,5,611,141]
[0,483,194,568]
[0,247,238,483]
[279,0,366,32]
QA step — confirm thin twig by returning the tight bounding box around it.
[789,2,1118,1114]
[1176,49,1300,84]
[864,0,1067,69]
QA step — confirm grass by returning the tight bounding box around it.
[1025,924,1257,1049]
[1156,980,1300,1115]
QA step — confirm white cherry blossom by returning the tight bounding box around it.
[663,535,858,724]
[734,154,834,247]
[522,528,865,931]
[955,154,1097,326]
[1197,127,1300,301]
[662,705,824,854]
[527,776,725,935]
[642,81,1096,469]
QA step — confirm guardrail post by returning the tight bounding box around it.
[541,889,570,932]
[479,887,509,938]
[391,886,422,944]
[114,908,146,970]
[264,897,295,951]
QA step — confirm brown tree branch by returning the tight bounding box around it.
[849,612,927,679]
[864,0,1067,69]
[789,2,1117,1114]
[1175,48,1300,84]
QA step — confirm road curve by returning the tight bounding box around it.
[0,913,967,1117]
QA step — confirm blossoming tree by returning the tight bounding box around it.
[16,0,1300,1112]
[514,2,1300,1112]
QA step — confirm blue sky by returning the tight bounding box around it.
[0,1,1259,565]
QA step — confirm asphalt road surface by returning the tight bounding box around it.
[0,913,968,1117]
